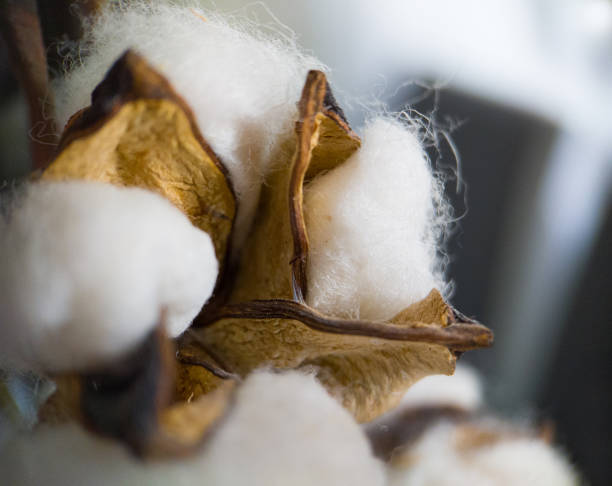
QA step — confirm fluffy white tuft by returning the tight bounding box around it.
[304,117,449,320]
[0,181,217,372]
[54,2,324,249]
[387,422,579,486]
[0,371,386,486]
[397,365,483,412]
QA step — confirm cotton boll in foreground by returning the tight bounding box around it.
[304,118,448,320]
[365,365,579,484]
[0,371,386,486]
[0,181,218,372]
[55,2,324,248]
[386,421,579,486]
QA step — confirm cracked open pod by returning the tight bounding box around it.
[188,71,493,422]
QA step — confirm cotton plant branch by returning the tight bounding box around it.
[2,2,492,457]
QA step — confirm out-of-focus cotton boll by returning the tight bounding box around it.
[304,118,448,320]
[0,371,386,486]
[386,421,579,486]
[54,2,325,249]
[0,181,218,373]
[397,365,483,412]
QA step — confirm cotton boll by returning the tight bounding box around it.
[364,366,482,462]
[200,371,386,485]
[386,422,579,486]
[0,371,386,486]
[0,181,218,372]
[55,2,325,249]
[304,118,448,320]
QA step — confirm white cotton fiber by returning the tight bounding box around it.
[386,422,579,486]
[396,365,483,411]
[304,118,448,320]
[0,181,218,372]
[55,2,324,249]
[0,371,386,486]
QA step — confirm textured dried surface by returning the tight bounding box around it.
[153,380,235,457]
[43,51,235,268]
[175,336,233,402]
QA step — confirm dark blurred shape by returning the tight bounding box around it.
[538,202,612,486]
[0,36,29,181]
[0,0,56,170]
[36,0,102,77]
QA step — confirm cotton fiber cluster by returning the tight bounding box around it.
[304,118,448,320]
[0,371,386,486]
[55,1,324,249]
[386,421,578,486]
[395,365,483,411]
[0,181,217,372]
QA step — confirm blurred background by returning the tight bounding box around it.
[1,0,611,483]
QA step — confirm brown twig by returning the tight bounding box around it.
[0,0,57,170]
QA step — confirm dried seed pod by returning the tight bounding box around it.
[190,71,493,422]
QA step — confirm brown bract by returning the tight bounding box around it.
[42,50,236,271]
[39,327,235,458]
